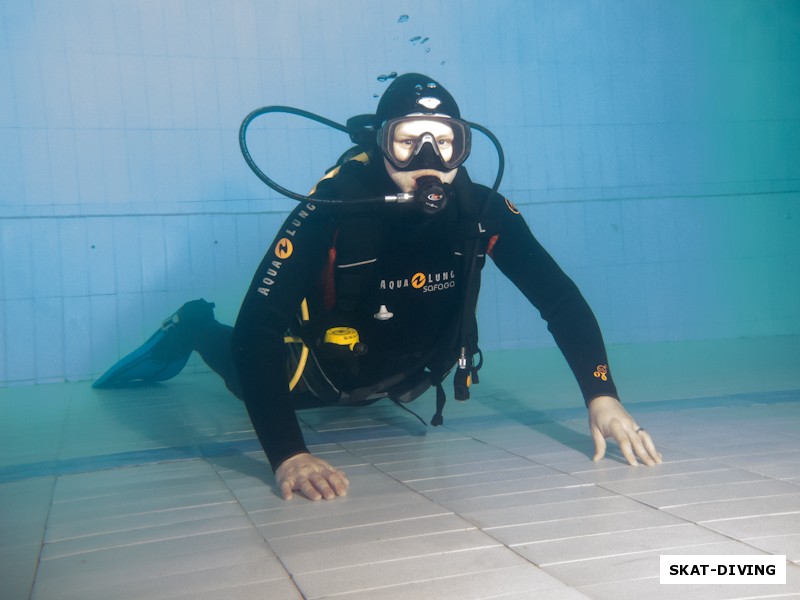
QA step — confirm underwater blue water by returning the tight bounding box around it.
[0,0,798,385]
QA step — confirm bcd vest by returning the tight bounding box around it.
[297,155,500,425]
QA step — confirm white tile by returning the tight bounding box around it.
[663,493,800,523]
[464,495,653,530]
[486,507,685,546]
[385,456,538,484]
[570,459,749,485]
[629,479,800,509]
[692,438,800,461]
[36,559,296,600]
[596,469,770,495]
[42,513,257,560]
[405,464,562,492]
[746,534,800,563]
[48,484,234,524]
[322,566,587,600]
[45,498,244,544]
[292,546,535,599]
[366,444,514,472]
[339,431,471,453]
[701,512,800,539]
[720,450,800,468]
[255,493,454,538]
[443,483,616,515]
[166,579,304,600]
[745,462,800,479]
[281,528,501,574]
[267,513,479,558]
[52,467,227,505]
[174,580,303,600]
[1,336,799,600]
[423,472,595,505]
[518,525,733,570]
[490,591,594,600]
[33,528,278,597]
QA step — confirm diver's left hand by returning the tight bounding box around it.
[588,395,662,466]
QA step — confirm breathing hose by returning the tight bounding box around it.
[238,105,505,202]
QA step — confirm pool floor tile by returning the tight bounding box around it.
[2,340,799,598]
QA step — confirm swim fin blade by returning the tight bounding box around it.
[92,328,192,388]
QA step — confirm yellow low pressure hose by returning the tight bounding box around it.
[286,299,309,391]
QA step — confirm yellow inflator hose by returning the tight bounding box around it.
[284,299,309,391]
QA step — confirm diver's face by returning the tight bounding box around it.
[384,119,458,192]
[391,119,456,163]
[385,159,457,193]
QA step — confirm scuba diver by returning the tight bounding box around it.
[94,73,661,501]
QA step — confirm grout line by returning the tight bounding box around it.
[285,543,505,578]
[26,476,57,600]
[506,523,693,547]
[659,492,800,510]
[42,500,241,543]
[204,456,307,600]
[537,538,735,567]
[299,563,533,599]
[262,512,459,542]
[39,524,255,560]
[698,510,800,524]
[483,509,649,533]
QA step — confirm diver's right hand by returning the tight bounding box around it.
[275,452,350,501]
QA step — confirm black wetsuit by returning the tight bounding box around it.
[229,157,618,471]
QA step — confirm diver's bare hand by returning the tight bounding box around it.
[588,395,662,466]
[275,452,350,501]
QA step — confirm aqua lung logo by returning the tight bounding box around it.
[275,238,293,259]
[380,270,456,293]
[257,203,316,297]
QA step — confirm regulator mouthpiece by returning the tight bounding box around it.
[414,176,455,214]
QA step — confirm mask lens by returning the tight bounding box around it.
[381,117,471,170]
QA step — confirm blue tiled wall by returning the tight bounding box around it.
[1,1,798,384]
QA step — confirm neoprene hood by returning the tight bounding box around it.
[375,73,461,125]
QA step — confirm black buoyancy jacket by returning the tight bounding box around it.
[232,154,619,471]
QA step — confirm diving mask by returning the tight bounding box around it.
[378,115,471,172]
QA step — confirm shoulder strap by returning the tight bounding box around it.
[445,170,503,403]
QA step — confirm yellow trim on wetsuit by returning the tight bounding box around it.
[287,151,371,390]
